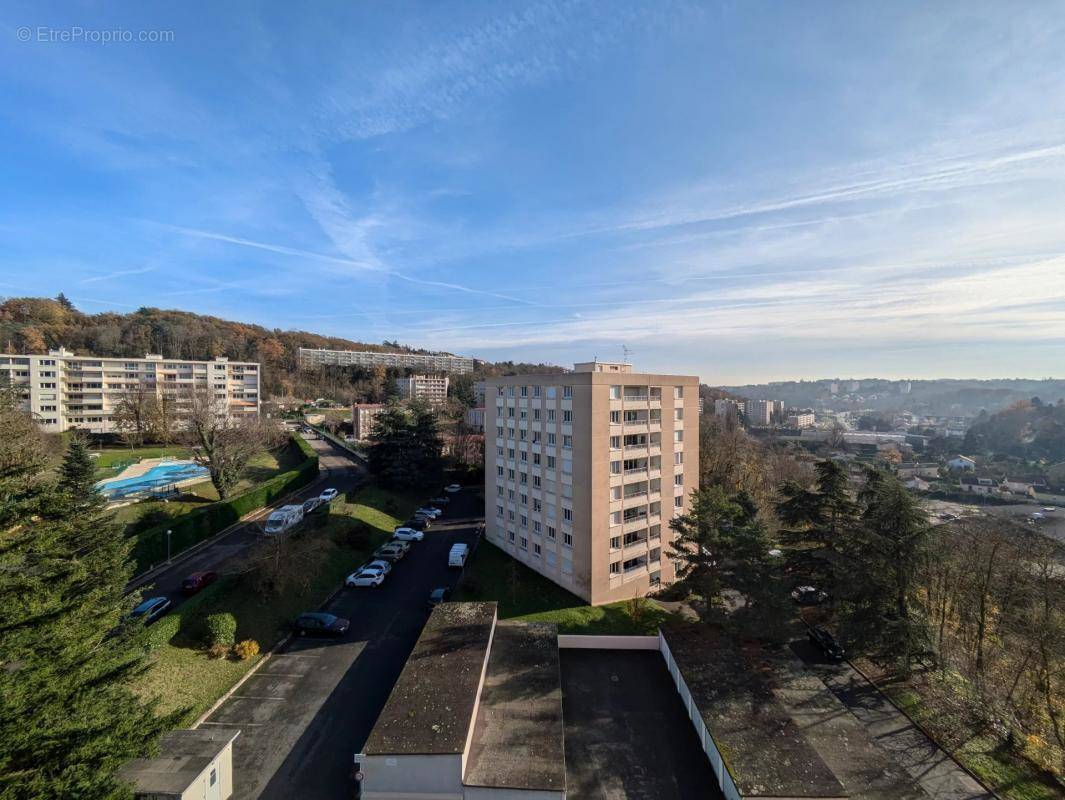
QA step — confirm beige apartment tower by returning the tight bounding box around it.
[484,361,699,605]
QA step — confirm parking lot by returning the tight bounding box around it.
[197,487,484,800]
[559,649,722,800]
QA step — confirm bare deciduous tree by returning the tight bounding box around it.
[111,384,154,448]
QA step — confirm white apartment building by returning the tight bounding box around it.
[744,399,784,426]
[0,347,260,434]
[714,398,744,418]
[352,403,387,440]
[299,347,474,374]
[787,412,816,429]
[485,361,699,605]
[395,374,450,406]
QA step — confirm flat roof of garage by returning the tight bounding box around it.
[363,602,496,756]
[662,624,847,799]
[464,620,566,793]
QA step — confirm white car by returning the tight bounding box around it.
[363,559,392,575]
[444,484,461,493]
[392,528,424,542]
[319,488,339,503]
[416,507,442,519]
[345,569,384,588]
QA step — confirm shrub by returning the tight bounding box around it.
[203,612,237,647]
[340,522,372,550]
[234,639,260,661]
[206,643,231,660]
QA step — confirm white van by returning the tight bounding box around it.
[264,504,304,535]
[448,543,469,568]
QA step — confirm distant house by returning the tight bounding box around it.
[947,455,976,471]
[896,462,940,479]
[1001,477,1037,498]
[960,476,997,495]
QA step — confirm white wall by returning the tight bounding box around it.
[556,634,660,650]
[360,753,464,799]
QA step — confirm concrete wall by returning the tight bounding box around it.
[657,633,743,800]
[359,754,464,799]
[557,634,660,650]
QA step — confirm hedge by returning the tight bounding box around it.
[131,436,319,573]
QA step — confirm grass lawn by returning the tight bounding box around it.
[135,484,422,725]
[866,666,1064,800]
[455,538,675,635]
[93,445,192,476]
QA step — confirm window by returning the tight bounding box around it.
[497,505,504,517]
[507,406,515,418]
[674,430,683,442]
[497,485,504,496]
[563,410,572,423]
[674,452,684,464]
[547,433,556,445]
[533,385,541,397]
[563,386,573,398]
[547,386,557,399]
[533,475,542,488]
[533,409,541,421]
[609,561,621,574]
[497,465,504,477]
[533,453,541,466]
[563,508,573,522]
[520,493,528,505]
[210,769,217,787]
[610,410,621,423]
[532,431,541,443]
[508,448,515,459]
[519,409,527,421]
[519,471,528,483]
[610,536,621,549]
[520,386,528,397]
[520,451,528,462]
[508,510,516,521]
[547,525,556,540]
[507,386,515,397]
[497,386,506,396]
[675,408,684,420]
[507,468,515,480]
[520,515,528,528]
[609,435,621,449]
[562,435,572,448]
[533,499,542,512]
[520,536,528,549]
[534,542,542,555]
[674,496,683,508]
[610,511,622,525]
[674,473,684,486]
[533,520,541,533]
[546,455,556,469]
[674,386,684,399]
[509,530,515,541]
[562,458,573,474]
[610,385,621,399]
[547,409,556,422]
[610,460,621,474]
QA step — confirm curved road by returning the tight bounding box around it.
[128,433,366,610]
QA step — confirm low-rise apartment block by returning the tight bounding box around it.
[351,403,387,440]
[786,411,815,429]
[485,361,699,605]
[298,347,474,373]
[0,347,259,434]
[395,374,449,406]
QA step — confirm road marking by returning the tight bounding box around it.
[232,695,287,701]
[201,721,263,727]
[274,652,320,658]
[255,672,305,678]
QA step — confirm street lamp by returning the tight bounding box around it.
[166,529,172,565]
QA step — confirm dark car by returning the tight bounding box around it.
[181,571,219,596]
[404,518,429,530]
[790,585,828,606]
[808,626,845,661]
[427,587,451,610]
[130,596,171,624]
[294,612,350,637]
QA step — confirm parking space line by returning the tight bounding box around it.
[273,652,320,658]
[201,721,263,727]
[255,672,306,678]
[232,695,287,701]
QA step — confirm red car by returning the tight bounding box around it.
[181,571,218,595]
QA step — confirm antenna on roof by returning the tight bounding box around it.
[622,344,634,363]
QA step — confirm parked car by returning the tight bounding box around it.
[374,543,407,562]
[346,569,385,588]
[416,507,442,518]
[427,587,451,609]
[405,517,431,529]
[444,484,462,493]
[319,488,339,503]
[808,626,845,661]
[264,504,304,535]
[392,528,424,542]
[790,585,828,605]
[130,596,171,624]
[181,571,218,595]
[362,559,392,575]
[302,497,322,514]
[448,543,469,567]
[294,612,350,635]
[430,496,450,506]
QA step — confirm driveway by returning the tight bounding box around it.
[197,488,484,800]
[790,639,994,800]
[130,434,365,614]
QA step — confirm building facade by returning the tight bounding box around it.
[352,403,387,440]
[484,361,699,605]
[0,348,260,434]
[786,412,815,429]
[298,347,474,373]
[713,398,744,418]
[744,399,783,426]
[395,374,450,406]
[464,406,485,432]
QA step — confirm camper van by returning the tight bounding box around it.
[264,505,304,535]
[448,543,469,568]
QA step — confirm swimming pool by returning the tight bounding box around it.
[96,461,210,499]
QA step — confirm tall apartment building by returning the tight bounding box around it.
[744,399,784,426]
[395,374,450,406]
[713,398,745,418]
[352,403,387,440]
[484,361,699,605]
[0,347,260,434]
[298,347,474,374]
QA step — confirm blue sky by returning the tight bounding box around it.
[2,1,1065,383]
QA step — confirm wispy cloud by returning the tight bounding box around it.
[78,266,156,284]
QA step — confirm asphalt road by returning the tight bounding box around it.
[131,433,366,614]
[790,639,994,800]
[197,488,484,800]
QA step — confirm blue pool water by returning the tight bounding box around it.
[96,461,210,499]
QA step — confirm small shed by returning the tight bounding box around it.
[117,728,239,800]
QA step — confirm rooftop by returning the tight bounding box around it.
[116,729,238,796]
[363,602,496,756]
[464,620,566,793]
[662,624,846,799]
